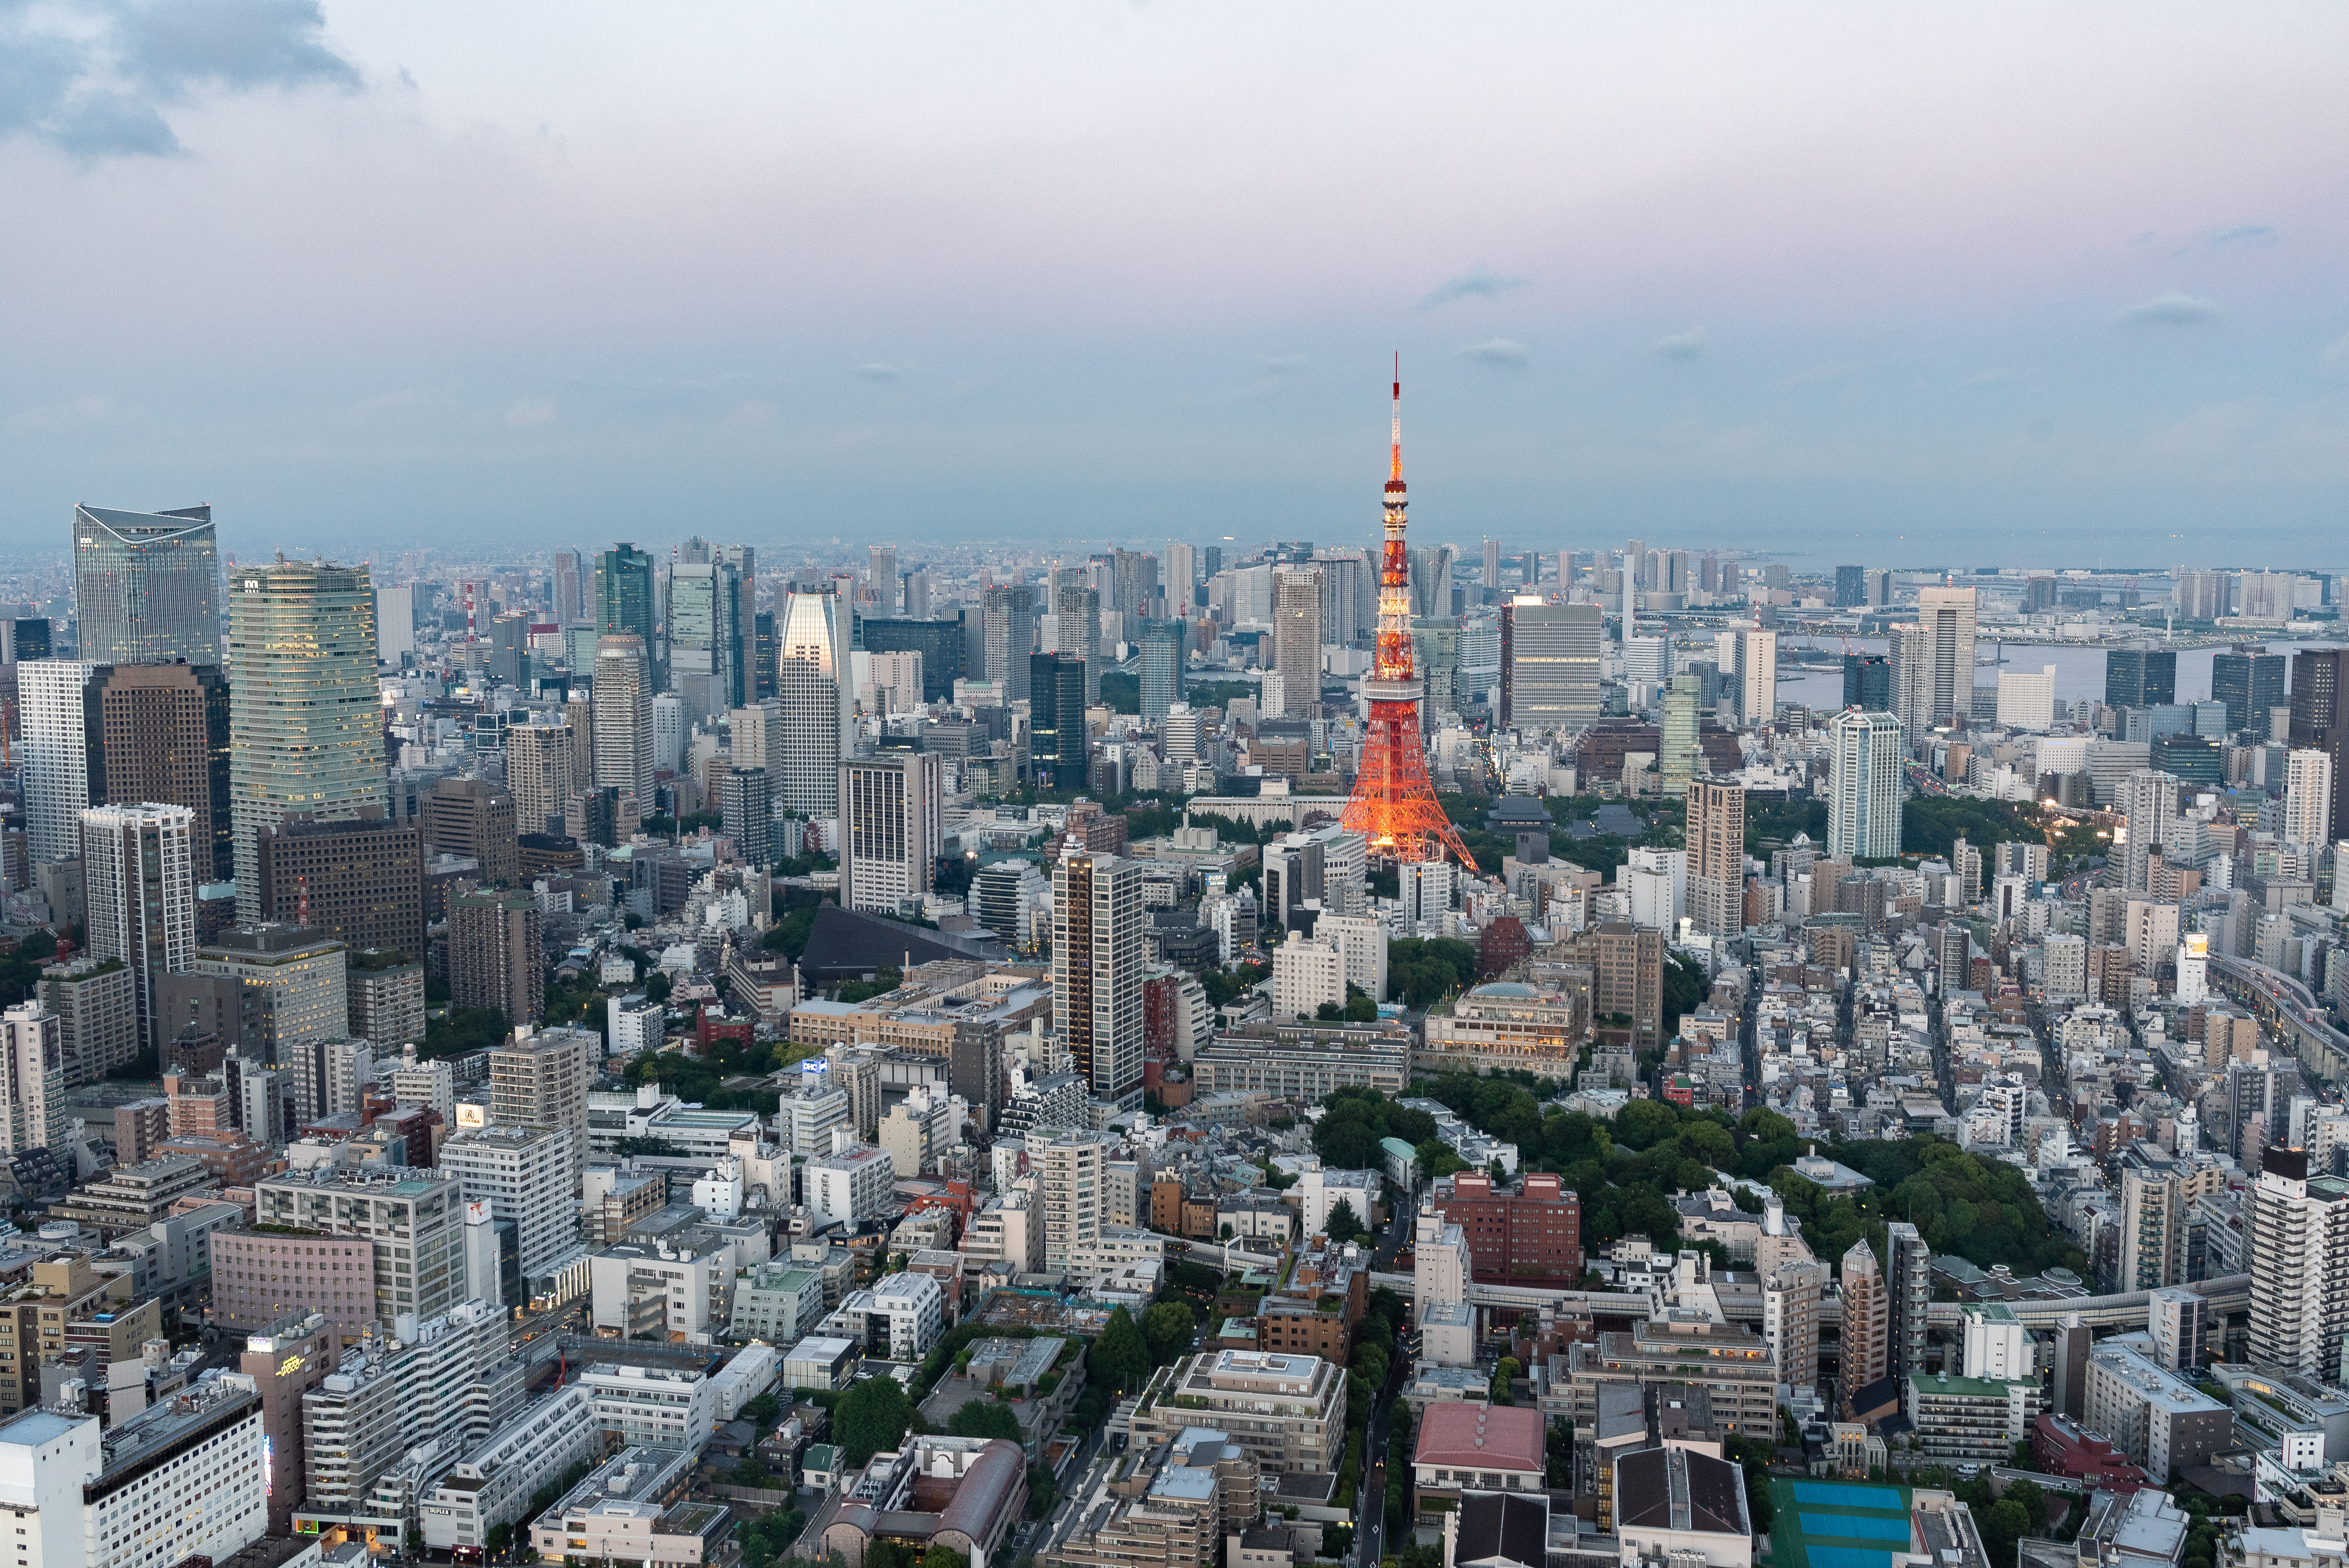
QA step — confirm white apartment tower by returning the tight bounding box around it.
[80,802,197,1057]
[2246,1144,2349,1381]
[1037,1130,1109,1274]
[19,660,93,866]
[592,634,655,805]
[1827,709,1905,861]
[1893,585,1978,743]
[0,1004,63,1158]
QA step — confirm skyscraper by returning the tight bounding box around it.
[252,816,427,962]
[1827,709,1904,860]
[1507,604,1603,733]
[595,543,656,643]
[0,1002,62,1158]
[1052,579,1102,705]
[1138,617,1184,724]
[1885,1221,1932,1402]
[1838,1239,1888,1412]
[2211,645,2286,735]
[982,584,1036,704]
[839,751,942,916]
[2246,1145,2349,1380]
[592,634,655,805]
[666,552,747,718]
[2118,770,2178,893]
[1055,851,1143,1112]
[20,659,94,866]
[1164,543,1197,604]
[2285,750,2335,849]
[85,661,235,884]
[1482,539,1502,603]
[504,720,576,837]
[227,560,387,921]
[1686,781,1745,937]
[447,891,545,1025]
[752,609,779,699]
[1892,584,1977,743]
[1834,565,1864,608]
[868,545,897,612]
[1272,567,1322,706]
[1028,653,1087,789]
[80,803,196,1056]
[2289,648,2347,848]
[1660,674,1700,796]
[777,589,853,817]
[719,765,773,867]
[72,503,221,666]
[1842,654,1892,713]
[2106,644,2179,710]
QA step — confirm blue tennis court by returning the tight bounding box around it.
[1792,1482,1906,1509]
[1806,1551,1893,1568]
[1802,1515,1912,1542]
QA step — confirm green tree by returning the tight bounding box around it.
[945,1400,1023,1441]
[1324,1197,1364,1244]
[1142,1300,1197,1365]
[732,1459,772,1488]
[835,1376,916,1465]
[485,1524,512,1558]
[1091,1306,1151,1395]
[919,1550,971,1568]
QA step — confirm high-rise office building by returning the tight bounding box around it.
[2106,645,2179,710]
[0,1002,62,1158]
[666,552,747,719]
[419,777,519,886]
[861,619,962,702]
[752,609,779,699]
[2211,646,2286,735]
[1686,781,1745,937]
[488,1025,597,1188]
[777,589,853,817]
[2,618,50,661]
[1272,567,1322,700]
[1055,852,1143,1112]
[839,751,942,916]
[1052,580,1102,706]
[1507,604,1602,732]
[505,720,576,837]
[20,659,94,865]
[189,924,348,1071]
[447,892,545,1026]
[982,584,1036,704]
[1164,543,1197,602]
[1834,565,1865,608]
[253,817,426,963]
[1660,675,1700,797]
[2286,750,2335,850]
[85,661,234,883]
[228,559,387,921]
[72,503,222,665]
[592,634,654,805]
[2289,649,2347,848]
[552,548,589,626]
[1828,709,1904,860]
[80,803,196,1057]
[594,543,656,646]
[1028,653,1088,790]
[868,546,898,611]
[1201,545,1224,580]
[1841,654,1891,713]
[719,765,773,867]
[2246,1145,2349,1381]
[487,611,528,688]
[1138,617,1184,724]
[1892,585,1978,742]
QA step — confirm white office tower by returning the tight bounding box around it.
[0,1003,63,1158]
[441,1124,581,1285]
[1162,703,1203,763]
[2286,750,2335,849]
[1055,852,1144,1113]
[2176,933,2210,1005]
[1624,635,1671,706]
[1827,709,1904,860]
[1893,585,1978,743]
[592,634,655,804]
[650,692,686,776]
[839,751,943,916]
[1960,1303,2031,1380]
[1996,665,2058,731]
[2119,770,2179,893]
[1036,1129,1109,1273]
[1272,568,1324,702]
[777,588,853,816]
[1400,859,1454,937]
[20,659,94,865]
[80,803,196,1057]
[1317,913,1389,1002]
[2246,1144,2349,1380]
[1165,543,1197,601]
[1741,629,1778,725]
[1413,1209,1475,1367]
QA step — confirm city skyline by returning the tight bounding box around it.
[1,5,2346,561]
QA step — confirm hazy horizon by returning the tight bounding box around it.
[5,4,2347,567]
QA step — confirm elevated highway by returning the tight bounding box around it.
[2212,954,2349,1083]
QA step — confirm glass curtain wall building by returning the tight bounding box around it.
[73,504,222,665]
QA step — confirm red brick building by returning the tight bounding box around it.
[2031,1413,2151,1492]
[1429,1171,1584,1286]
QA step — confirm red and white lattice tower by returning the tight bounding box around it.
[1340,360,1477,870]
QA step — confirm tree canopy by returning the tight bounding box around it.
[1089,1306,1151,1395]
[1311,1087,1438,1171]
[944,1399,1023,1441]
[835,1376,917,1466]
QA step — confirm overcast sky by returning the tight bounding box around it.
[3,2,2346,568]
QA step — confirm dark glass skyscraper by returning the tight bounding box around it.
[2289,648,2346,846]
[73,503,221,665]
[1028,652,1087,789]
[1139,617,1185,723]
[862,618,962,702]
[2210,646,2286,734]
[1842,653,1892,712]
[2105,645,2177,709]
[1834,565,1864,608]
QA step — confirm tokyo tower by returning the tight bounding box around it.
[1340,361,1477,870]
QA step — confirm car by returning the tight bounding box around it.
[1955,1463,1981,1478]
